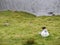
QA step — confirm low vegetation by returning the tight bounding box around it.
[0,11,60,45]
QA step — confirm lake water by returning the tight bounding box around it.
[0,0,60,16]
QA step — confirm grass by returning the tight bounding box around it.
[0,10,60,45]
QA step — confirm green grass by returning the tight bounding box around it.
[0,11,60,45]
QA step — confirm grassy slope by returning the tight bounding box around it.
[0,11,60,45]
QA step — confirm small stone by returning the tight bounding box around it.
[3,22,10,26]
